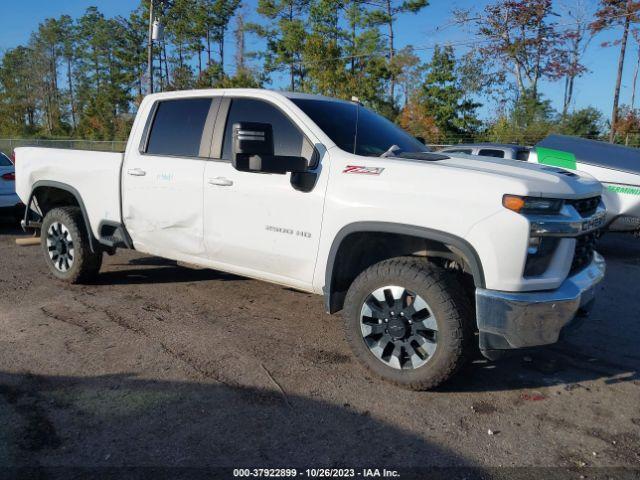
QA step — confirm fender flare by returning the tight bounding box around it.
[26,180,97,252]
[323,222,486,313]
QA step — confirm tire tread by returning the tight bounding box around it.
[41,206,102,284]
[343,256,473,390]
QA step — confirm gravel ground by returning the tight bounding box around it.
[0,222,639,474]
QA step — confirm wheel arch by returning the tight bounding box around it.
[324,222,485,314]
[26,180,97,252]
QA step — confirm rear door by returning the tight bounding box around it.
[122,97,218,260]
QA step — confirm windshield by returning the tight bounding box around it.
[291,98,429,157]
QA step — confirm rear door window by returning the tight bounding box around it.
[146,98,213,157]
[478,149,505,158]
[515,149,530,161]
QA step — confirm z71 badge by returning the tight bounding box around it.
[343,165,385,175]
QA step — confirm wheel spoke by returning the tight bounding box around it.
[361,319,386,336]
[401,289,412,309]
[372,286,404,308]
[385,343,402,369]
[362,297,385,319]
[383,288,395,307]
[410,334,437,357]
[365,338,387,359]
[414,315,438,332]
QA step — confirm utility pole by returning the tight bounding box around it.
[147,0,155,94]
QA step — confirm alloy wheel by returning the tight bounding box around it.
[360,285,438,370]
[46,222,75,272]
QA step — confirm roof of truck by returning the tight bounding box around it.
[144,88,353,104]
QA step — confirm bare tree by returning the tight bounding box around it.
[591,0,640,142]
[559,0,592,117]
[458,1,569,100]
[235,10,246,72]
[367,0,429,105]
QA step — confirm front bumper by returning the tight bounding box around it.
[475,252,605,352]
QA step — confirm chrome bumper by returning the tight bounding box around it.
[475,253,605,351]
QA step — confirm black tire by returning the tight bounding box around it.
[343,257,474,390]
[41,206,102,284]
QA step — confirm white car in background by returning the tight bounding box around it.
[535,135,640,234]
[0,152,21,220]
[441,136,640,235]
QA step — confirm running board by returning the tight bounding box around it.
[98,221,133,249]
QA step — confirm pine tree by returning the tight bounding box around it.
[366,0,429,108]
[404,45,481,142]
[255,0,311,91]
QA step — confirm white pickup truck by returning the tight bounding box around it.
[15,89,607,389]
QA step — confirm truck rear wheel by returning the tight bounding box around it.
[343,257,473,390]
[41,207,102,284]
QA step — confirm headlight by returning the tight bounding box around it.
[503,195,564,215]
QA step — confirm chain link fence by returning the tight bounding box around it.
[0,139,126,155]
[0,138,450,155]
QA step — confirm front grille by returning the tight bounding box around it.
[567,196,600,218]
[571,232,598,274]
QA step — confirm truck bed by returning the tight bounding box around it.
[15,147,124,239]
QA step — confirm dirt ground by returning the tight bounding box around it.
[0,221,639,474]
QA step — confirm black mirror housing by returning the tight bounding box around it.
[233,122,274,157]
[232,121,308,175]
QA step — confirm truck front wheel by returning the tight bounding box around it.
[41,207,102,284]
[343,257,473,390]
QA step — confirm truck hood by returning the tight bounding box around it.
[426,152,602,198]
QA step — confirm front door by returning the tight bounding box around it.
[203,96,328,289]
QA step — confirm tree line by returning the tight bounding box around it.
[1,0,640,146]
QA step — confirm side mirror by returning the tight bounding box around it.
[233,121,274,157]
[232,122,307,175]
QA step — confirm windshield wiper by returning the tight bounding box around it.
[380,144,401,158]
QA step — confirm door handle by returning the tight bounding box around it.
[208,177,234,187]
[127,168,147,176]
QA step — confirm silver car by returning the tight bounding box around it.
[439,143,531,161]
[0,152,21,219]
